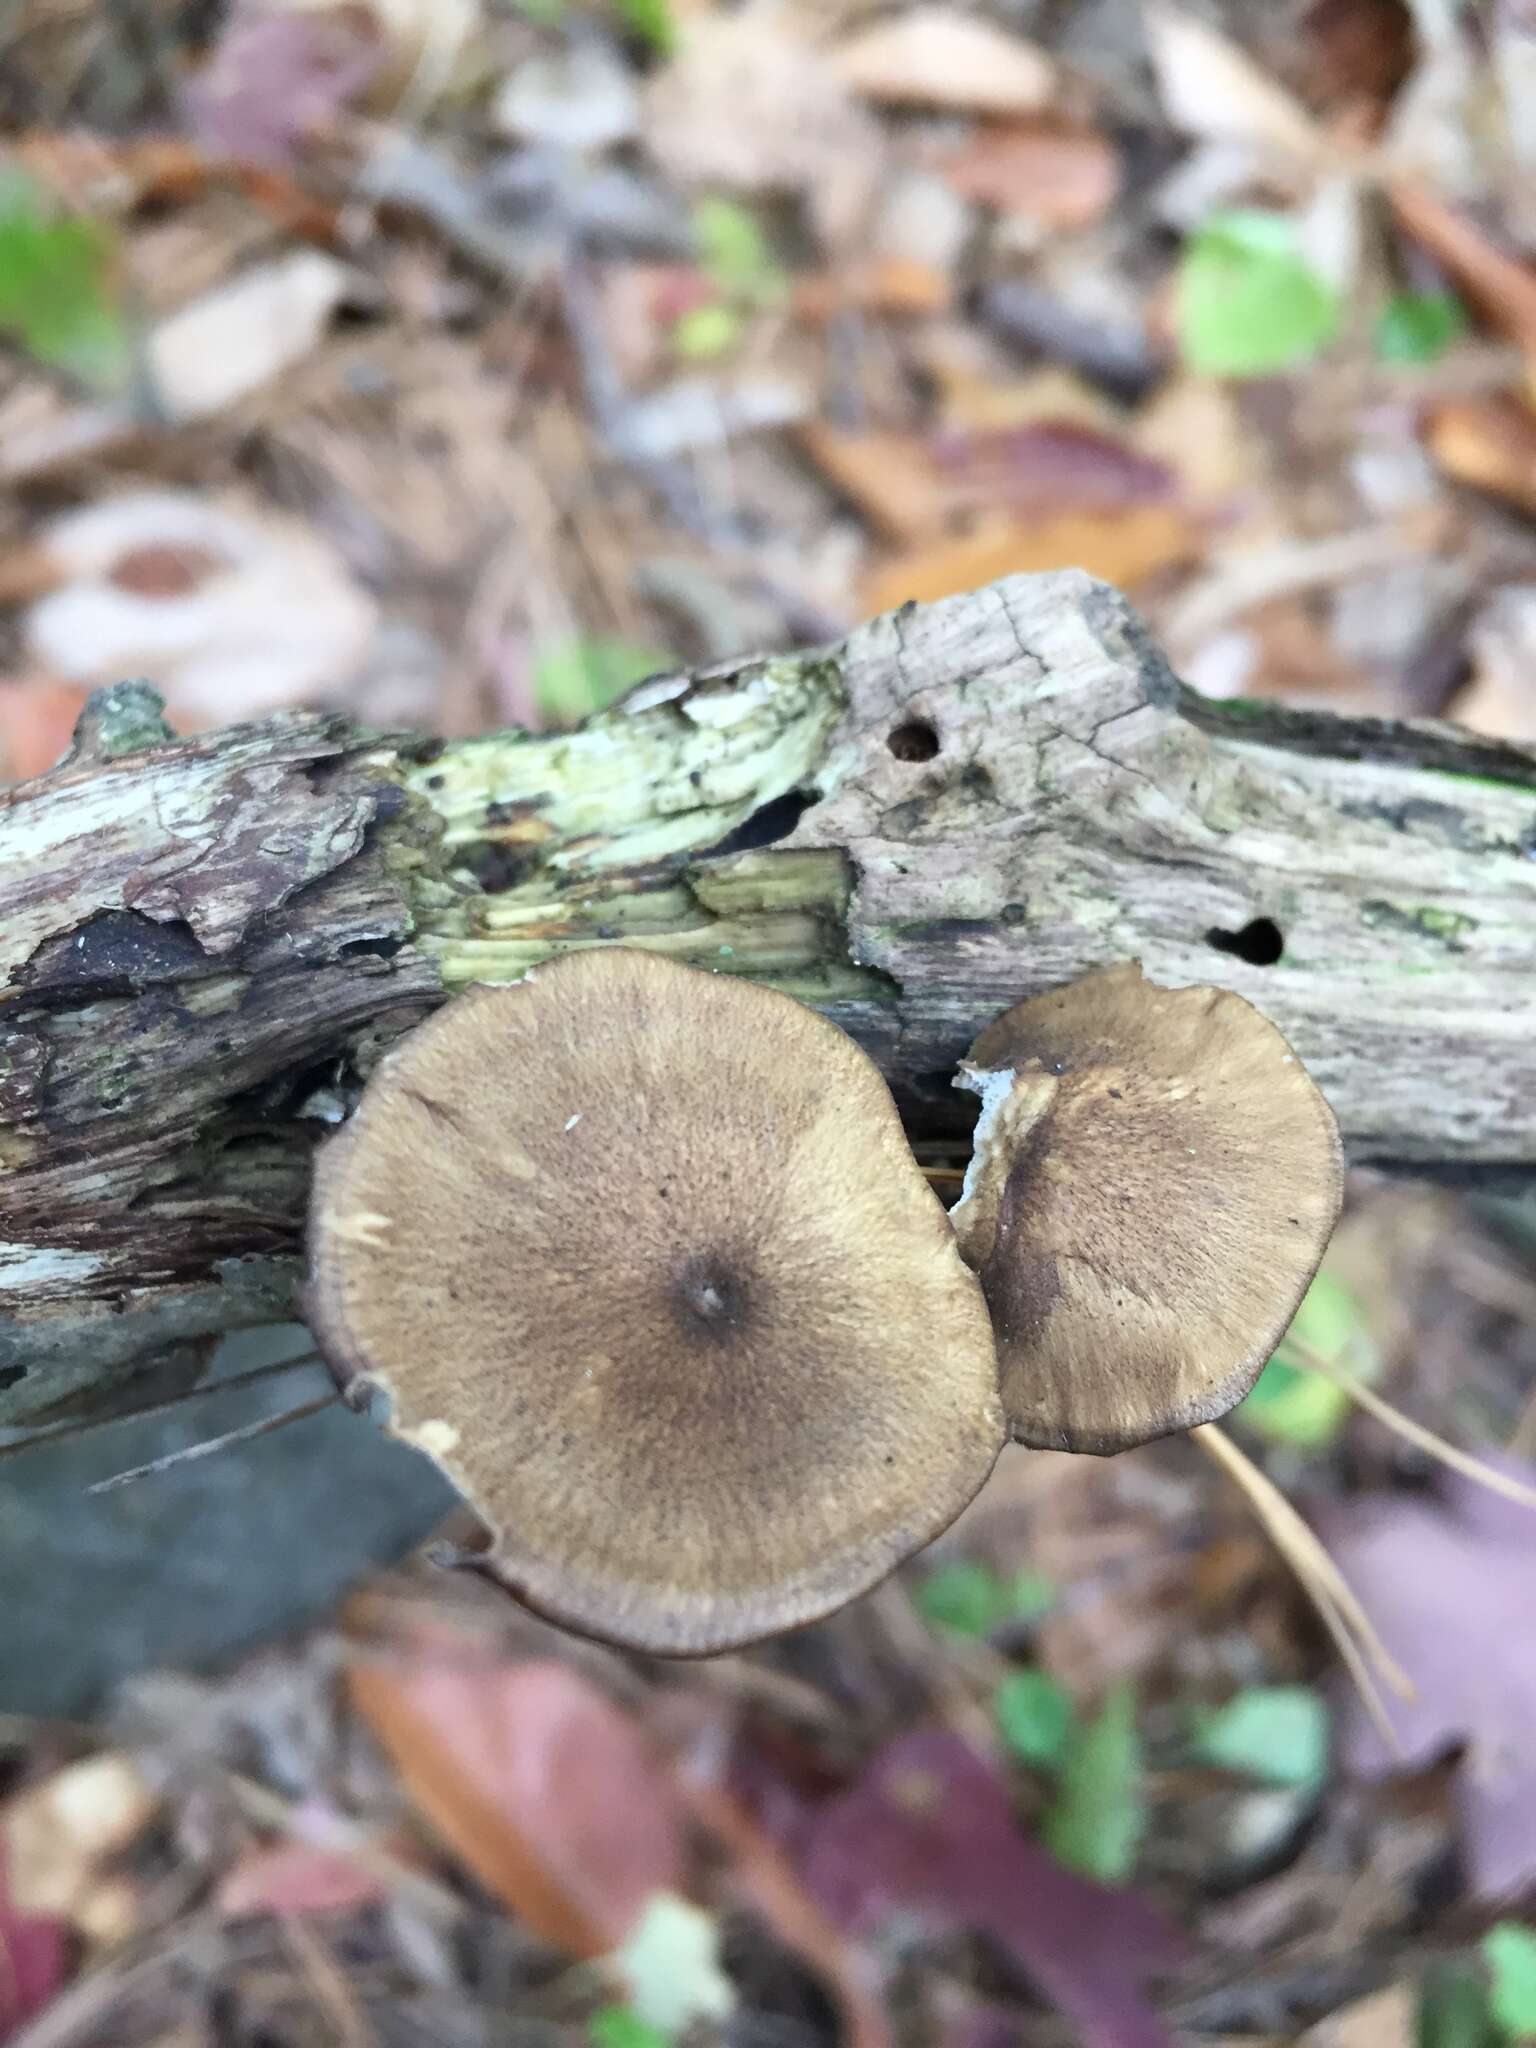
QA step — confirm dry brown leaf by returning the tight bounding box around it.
[793,256,954,321]
[646,9,882,246]
[1424,393,1536,515]
[925,355,1120,435]
[217,1829,395,1922]
[3,1755,157,1948]
[1143,4,1325,160]
[23,491,378,728]
[1389,182,1536,355]
[835,8,1055,117]
[937,122,1118,230]
[1452,585,1536,743]
[1299,1984,1415,2048]
[860,505,1197,613]
[794,424,956,545]
[149,250,350,424]
[348,1653,687,1956]
[0,677,90,783]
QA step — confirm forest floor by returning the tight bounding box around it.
[1,1,1535,2043]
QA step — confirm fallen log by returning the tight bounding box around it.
[4,569,1535,1426]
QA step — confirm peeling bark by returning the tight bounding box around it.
[3,571,1535,1426]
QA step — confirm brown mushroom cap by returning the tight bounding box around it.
[950,962,1343,1455]
[307,948,1004,1655]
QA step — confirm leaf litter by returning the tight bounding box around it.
[1,1,1536,2042]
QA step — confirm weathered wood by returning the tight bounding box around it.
[3,570,1535,1426]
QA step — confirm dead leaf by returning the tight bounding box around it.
[1143,5,1326,161]
[1320,1456,1536,1898]
[793,257,954,321]
[1452,584,1536,742]
[0,1837,69,2040]
[795,425,957,545]
[0,678,89,783]
[1299,1983,1416,2048]
[835,9,1056,117]
[860,505,1197,613]
[937,122,1119,230]
[187,5,384,165]
[217,1822,394,1922]
[348,1654,687,1954]
[3,1755,156,1948]
[1424,393,1536,515]
[801,1730,1188,2048]
[933,421,1178,513]
[148,250,350,423]
[646,9,882,247]
[23,491,378,727]
[1389,182,1536,355]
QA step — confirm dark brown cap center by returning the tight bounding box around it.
[672,1251,752,1338]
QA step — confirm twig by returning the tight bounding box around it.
[0,1353,325,1463]
[1192,1423,1409,1754]
[86,1394,340,1494]
[1288,1340,1536,1511]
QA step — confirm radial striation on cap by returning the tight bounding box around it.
[951,962,1343,1456]
[307,947,1005,1654]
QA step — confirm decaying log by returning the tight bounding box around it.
[3,570,1535,1427]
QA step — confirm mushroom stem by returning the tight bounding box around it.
[84,1393,340,1494]
[1192,1423,1412,1751]
[1285,1343,1536,1514]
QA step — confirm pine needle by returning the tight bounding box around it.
[1286,1339,1536,1513]
[0,1353,325,1463]
[86,1393,339,1494]
[1192,1422,1410,1754]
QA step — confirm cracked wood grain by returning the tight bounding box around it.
[3,570,1534,1426]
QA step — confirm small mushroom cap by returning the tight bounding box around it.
[951,962,1343,1455]
[307,948,1004,1655]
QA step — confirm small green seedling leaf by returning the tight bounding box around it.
[1191,1685,1329,1790]
[610,0,677,56]
[1419,1958,1501,2048]
[671,303,743,360]
[0,167,130,390]
[590,2009,671,2048]
[917,1561,1056,1638]
[1485,1924,1536,2041]
[610,1893,735,2035]
[1376,289,1465,365]
[1043,1681,1144,1885]
[1241,1268,1375,1448]
[917,1560,1005,1636]
[1177,208,1338,378]
[692,197,785,308]
[531,637,670,729]
[994,1669,1075,1771]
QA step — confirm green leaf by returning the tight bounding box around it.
[671,303,744,360]
[0,167,130,391]
[916,1560,1055,1638]
[531,637,670,729]
[916,1559,1006,1636]
[1240,1268,1374,1448]
[1376,289,1465,365]
[1485,1924,1536,2041]
[610,1893,735,2035]
[994,1669,1075,1771]
[1177,208,1338,378]
[1419,1959,1500,2048]
[1042,1681,1144,1885]
[1191,1685,1330,1789]
[590,2008,672,2048]
[610,0,677,56]
[1008,1567,1057,1624]
[692,197,785,308]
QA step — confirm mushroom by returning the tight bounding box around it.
[950,962,1343,1455]
[306,947,1004,1655]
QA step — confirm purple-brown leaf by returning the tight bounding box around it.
[800,1730,1188,2048]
